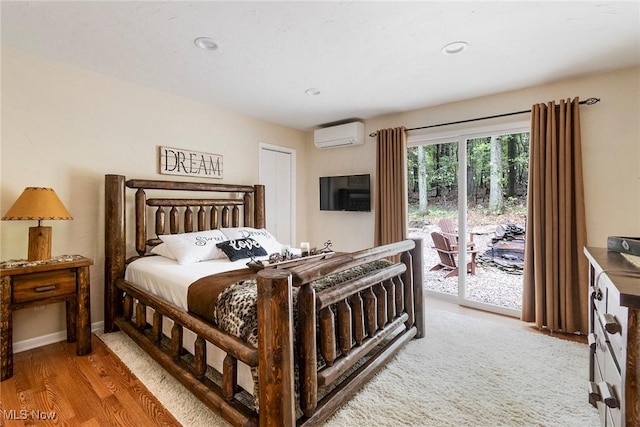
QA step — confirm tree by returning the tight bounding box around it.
[506,135,517,197]
[407,147,418,193]
[468,137,490,203]
[489,135,504,213]
[434,144,442,198]
[431,142,458,205]
[417,145,428,213]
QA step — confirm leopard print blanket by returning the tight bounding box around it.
[213,259,392,411]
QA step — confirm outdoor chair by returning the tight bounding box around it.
[430,231,478,278]
[438,218,475,250]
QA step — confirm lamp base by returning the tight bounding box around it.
[28,226,52,261]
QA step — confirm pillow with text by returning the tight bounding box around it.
[216,238,268,262]
[220,227,282,254]
[159,229,228,265]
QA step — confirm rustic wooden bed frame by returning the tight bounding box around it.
[104,174,425,426]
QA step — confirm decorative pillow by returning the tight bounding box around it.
[150,243,177,260]
[159,230,228,265]
[220,227,282,254]
[216,238,268,262]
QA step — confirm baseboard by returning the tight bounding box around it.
[13,321,105,353]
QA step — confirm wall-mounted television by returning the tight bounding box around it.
[319,174,371,212]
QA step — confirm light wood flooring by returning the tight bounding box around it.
[0,334,180,426]
[0,299,586,426]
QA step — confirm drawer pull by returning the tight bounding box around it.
[590,286,603,301]
[588,381,601,402]
[597,338,607,353]
[588,333,596,351]
[598,381,619,408]
[600,313,622,335]
[34,285,57,293]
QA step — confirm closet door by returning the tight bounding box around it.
[259,143,296,246]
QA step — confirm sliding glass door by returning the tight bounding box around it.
[408,140,460,301]
[407,123,529,317]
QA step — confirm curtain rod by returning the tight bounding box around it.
[369,97,601,138]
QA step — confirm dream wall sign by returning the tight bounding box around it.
[159,146,223,179]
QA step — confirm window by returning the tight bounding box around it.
[407,121,529,316]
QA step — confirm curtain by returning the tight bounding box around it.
[522,98,589,334]
[374,127,408,247]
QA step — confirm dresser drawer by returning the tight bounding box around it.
[593,318,609,375]
[607,408,619,427]
[591,352,608,426]
[591,278,607,317]
[603,353,622,427]
[604,286,627,366]
[12,270,76,304]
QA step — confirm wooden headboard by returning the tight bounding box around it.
[104,174,265,329]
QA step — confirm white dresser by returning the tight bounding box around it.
[585,247,640,427]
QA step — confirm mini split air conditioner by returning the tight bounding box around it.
[314,121,365,149]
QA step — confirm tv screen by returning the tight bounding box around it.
[319,174,371,212]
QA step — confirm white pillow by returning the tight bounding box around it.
[159,230,229,265]
[220,227,282,254]
[150,243,177,260]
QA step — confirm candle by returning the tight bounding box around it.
[300,242,310,257]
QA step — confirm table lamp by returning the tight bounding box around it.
[2,187,73,261]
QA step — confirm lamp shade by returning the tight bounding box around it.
[2,187,73,221]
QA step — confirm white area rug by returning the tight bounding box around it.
[95,308,599,426]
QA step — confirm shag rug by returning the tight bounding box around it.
[95,308,599,426]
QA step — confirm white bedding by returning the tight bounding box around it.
[124,254,269,310]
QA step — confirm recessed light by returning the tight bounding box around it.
[305,88,321,96]
[441,41,468,55]
[194,37,219,51]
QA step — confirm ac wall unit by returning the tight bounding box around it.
[314,121,365,149]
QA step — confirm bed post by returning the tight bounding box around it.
[411,237,426,338]
[256,268,295,426]
[254,184,265,229]
[104,174,126,333]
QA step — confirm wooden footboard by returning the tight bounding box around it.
[262,238,424,426]
[104,174,425,426]
[113,279,259,425]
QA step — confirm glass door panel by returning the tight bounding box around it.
[408,140,461,300]
[462,133,528,314]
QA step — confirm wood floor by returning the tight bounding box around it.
[0,299,586,426]
[0,335,181,427]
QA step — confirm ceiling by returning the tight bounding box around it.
[2,1,639,131]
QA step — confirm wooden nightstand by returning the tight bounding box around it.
[0,255,92,381]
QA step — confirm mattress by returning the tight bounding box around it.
[124,254,269,310]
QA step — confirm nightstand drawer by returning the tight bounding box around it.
[12,270,76,304]
[1,256,93,381]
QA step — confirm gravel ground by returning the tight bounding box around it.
[410,226,523,311]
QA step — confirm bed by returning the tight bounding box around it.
[103,174,425,426]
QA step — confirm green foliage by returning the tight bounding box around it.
[408,196,527,227]
[408,132,530,200]
[408,132,529,227]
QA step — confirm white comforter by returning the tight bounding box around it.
[124,255,269,310]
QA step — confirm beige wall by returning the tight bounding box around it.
[1,47,309,344]
[307,66,640,251]
[3,45,639,348]
[303,137,376,252]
